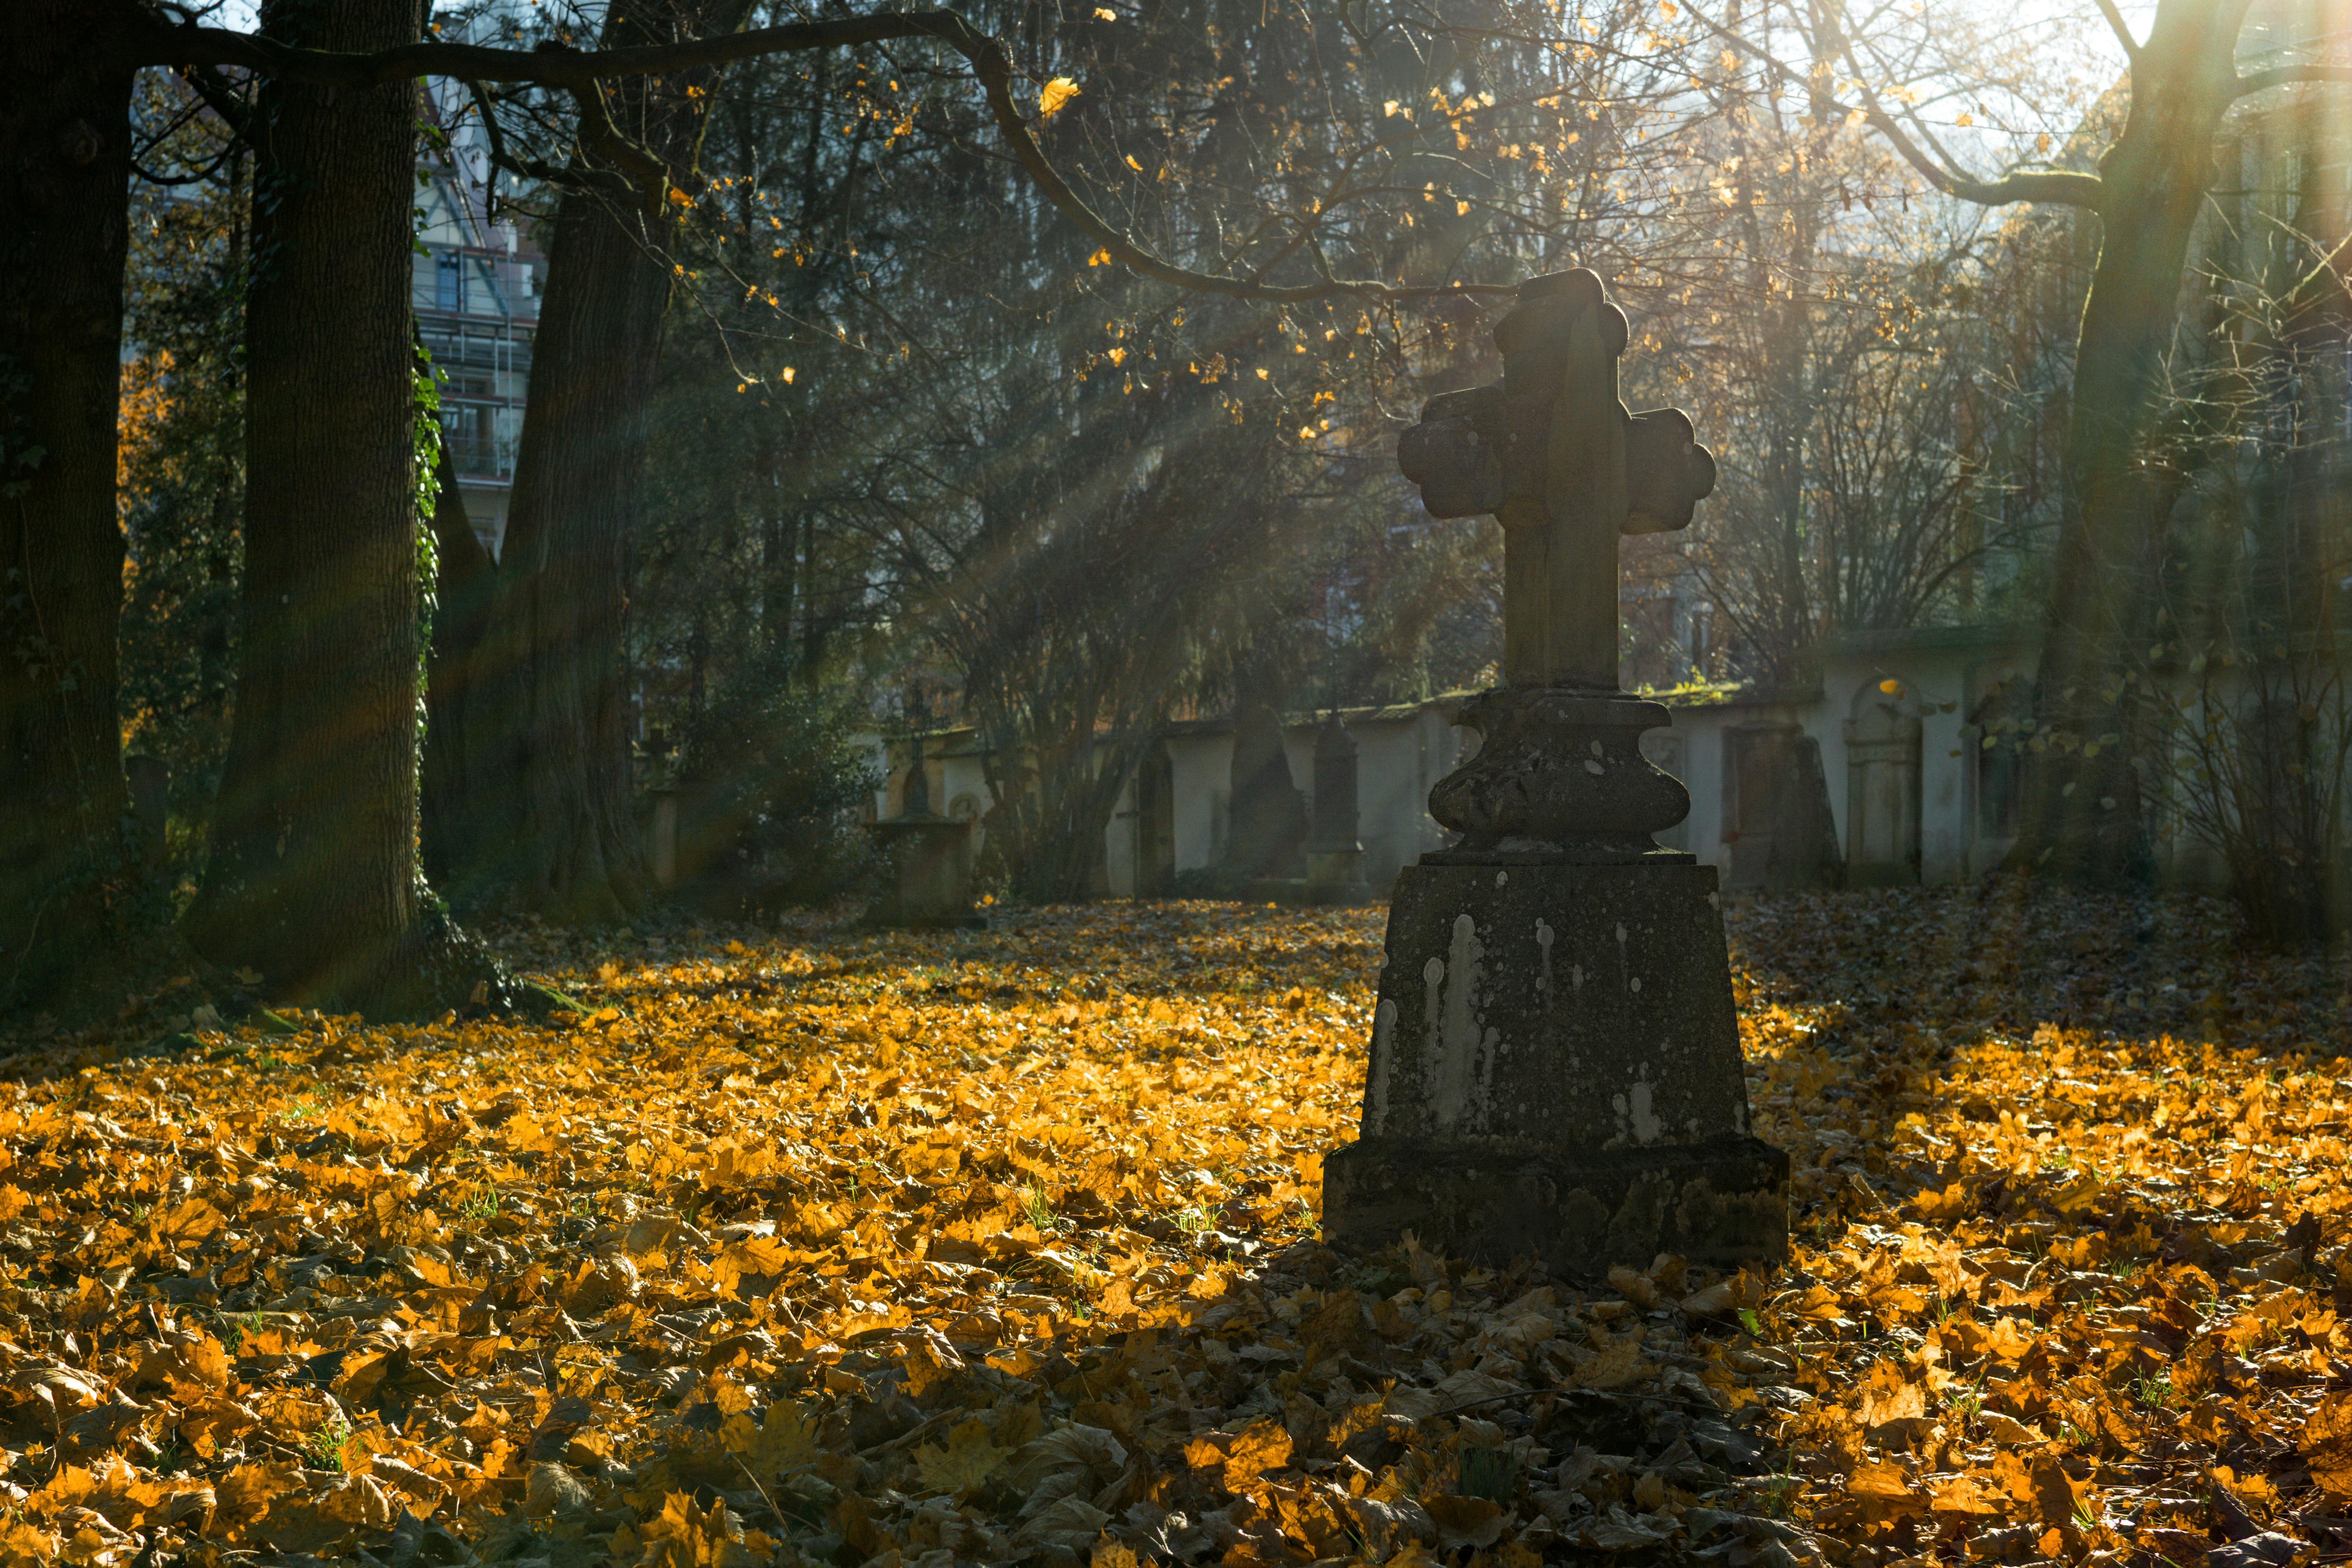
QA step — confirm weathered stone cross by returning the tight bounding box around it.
[1399,268,1716,691]
[1321,269,1787,1280]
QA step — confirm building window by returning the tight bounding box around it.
[435,251,465,313]
[440,402,493,476]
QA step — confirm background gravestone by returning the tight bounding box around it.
[865,734,982,928]
[1225,691,1307,885]
[1725,724,1844,890]
[1323,270,1789,1276]
[1305,713,1371,903]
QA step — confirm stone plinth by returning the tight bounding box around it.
[1322,858,1786,1274]
[865,817,983,929]
[1305,714,1371,904]
[1325,1136,1787,1271]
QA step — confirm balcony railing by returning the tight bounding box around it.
[441,434,512,480]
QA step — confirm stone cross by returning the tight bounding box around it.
[1320,268,1787,1279]
[1398,269,1716,691]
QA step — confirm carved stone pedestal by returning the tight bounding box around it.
[1321,856,1786,1273]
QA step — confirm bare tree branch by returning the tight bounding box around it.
[1859,111,2103,208]
[565,78,669,214]
[1829,28,2104,208]
[2090,0,2142,61]
[171,60,254,138]
[2235,63,2352,98]
[133,7,1517,302]
[1682,0,2104,211]
[143,11,972,88]
[460,78,571,194]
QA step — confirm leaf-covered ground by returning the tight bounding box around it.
[4,887,2351,1568]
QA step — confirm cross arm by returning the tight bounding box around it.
[1622,408,1716,535]
[1398,393,1713,533]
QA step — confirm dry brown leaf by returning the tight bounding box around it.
[2303,1395,2352,1496]
[914,1418,1009,1497]
[1575,1336,1656,1390]
[1851,1361,1927,1428]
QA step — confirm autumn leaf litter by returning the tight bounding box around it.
[3,888,2351,1568]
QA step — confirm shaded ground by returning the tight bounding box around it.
[0,888,2348,1567]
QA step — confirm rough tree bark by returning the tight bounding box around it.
[186,0,495,1012]
[436,0,753,918]
[422,439,494,889]
[0,1,146,1009]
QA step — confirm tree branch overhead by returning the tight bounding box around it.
[137,8,1516,303]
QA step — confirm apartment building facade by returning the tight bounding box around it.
[414,91,539,560]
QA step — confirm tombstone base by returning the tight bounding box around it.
[1321,857,1789,1279]
[1322,1132,1788,1276]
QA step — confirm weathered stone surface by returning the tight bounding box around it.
[1400,394,1716,536]
[1426,690,1688,858]
[1323,1135,1788,1274]
[1355,863,1748,1149]
[1323,860,1786,1273]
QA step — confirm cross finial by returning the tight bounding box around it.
[1398,270,1716,691]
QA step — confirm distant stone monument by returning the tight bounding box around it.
[1225,691,1307,885]
[1322,270,1788,1275]
[1303,713,1371,903]
[865,734,983,928]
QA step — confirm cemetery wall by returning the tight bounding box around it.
[845,623,2307,900]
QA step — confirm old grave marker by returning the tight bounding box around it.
[1323,269,1789,1275]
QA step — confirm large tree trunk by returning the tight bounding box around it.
[436,0,752,919]
[0,1,144,1010]
[422,438,495,888]
[2013,0,2250,881]
[185,0,475,1012]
